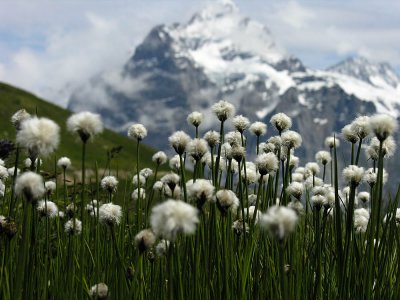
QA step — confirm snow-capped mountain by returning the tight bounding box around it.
[69,0,400,173]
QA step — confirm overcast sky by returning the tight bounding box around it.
[0,0,399,107]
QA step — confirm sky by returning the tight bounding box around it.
[0,0,399,107]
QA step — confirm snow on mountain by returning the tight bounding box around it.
[68,0,400,165]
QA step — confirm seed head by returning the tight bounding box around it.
[216,189,239,215]
[37,200,59,218]
[350,116,371,139]
[57,157,72,169]
[187,179,215,209]
[281,130,302,149]
[369,114,397,141]
[16,117,60,157]
[342,125,359,143]
[135,229,156,253]
[203,130,220,148]
[232,115,250,133]
[260,205,299,241]
[15,171,45,202]
[286,182,304,200]
[270,113,292,133]
[187,111,203,127]
[325,136,340,148]
[256,152,279,176]
[64,219,82,235]
[101,176,118,194]
[152,151,168,165]
[343,165,364,185]
[315,151,331,165]
[67,112,103,143]
[249,121,267,136]
[99,203,122,226]
[89,283,108,299]
[212,100,236,122]
[187,139,208,161]
[169,131,191,155]
[150,199,199,241]
[128,123,147,141]
[354,208,369,233]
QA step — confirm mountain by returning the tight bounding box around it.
[68,0,400,186]
[0,82,158,175]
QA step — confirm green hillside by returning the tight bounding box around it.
[0,82,159,176]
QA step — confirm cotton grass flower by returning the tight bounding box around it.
[231,145,246,163]
[354,208,369,233]
[89,283,108,299]
[187,111,203,127]
[232,115,250,133]
[99,203,122,226]
[152,151,168,165]
[286,182,304,200]
[325,136,340,148]
[169,131,191,155]
[369,113,398,141]
[135,229,156,253]
[357,192,370,204]
[341,125,359,143]
[169,155,181,171]
[187,179,215,208]
[187,139,208,161]
[249,121,267,136]
[343,165,364,185]
[281,130,302,149]
[212,100,236,122]
[45,181,56,195]
[11,109,31,130]
[64,219,82,235]
[150,199,199,241]
[232,219,249,235]
[203,130,220,148]
[101,176,118,194]
[366,137,396,160]
[241,206,261,224]
[16,117,60,157]
[270,113,292,134]
[305,162,320,176]
[155,239,170,257]
[350,116,371,139]
[132,174,146,188]
[67,111,103,142]
[15,171,45,202]
[363,168,388,186]
[57,157,72,169]
[131,188,146,201]
[0,166,9,181]
[160,173,180,192]
[256,152,279,175]
[139,168,153,179]
[288,200,304,215]
[315,151,331,165]
[225,131,243,146]
[260,205,299,242]
[37,200,59,218]
[215,189,239,215]
[24,158,42,169]
[128,123,147,141]
[0,181,5,198]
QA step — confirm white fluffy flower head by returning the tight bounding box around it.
[101,176,118,193]
[67,112,103,142]
[232,115,250,133]
[135,229,156,253]
[187,138,208,161]
[325,136,340,148]
[169,131,191,155]
[256,152,279,175]
[343,165,364,185]
[203,130,220,148]
[16,117,60,157]
[369,113,397,141]
[128,123,147,141]
[315,150,331,165]
[270,113,292,133]
[150,199,199,241]
[99,203,122,226]
[57,157,71,169]
[260,205,299,241]
[152,151,168,165]
[15,171,45,201]
[249,121,267,136]
[64,219,82,235]
[212,100,236,122]
[187,111,203,127]
[89,283,108,299]
[281,130,302,149]
[37,200,59,218]
[11,109,31,130]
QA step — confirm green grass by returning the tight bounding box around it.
[0,81,157,174]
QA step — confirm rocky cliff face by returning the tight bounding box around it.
[69,0,400,188]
